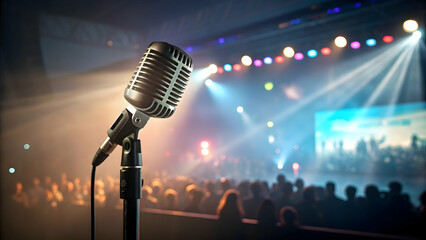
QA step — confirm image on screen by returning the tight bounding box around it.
[314,102,426,176]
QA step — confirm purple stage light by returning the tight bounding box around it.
[253,59,263,67]
[351,41,361,49]
[294,53,304,60]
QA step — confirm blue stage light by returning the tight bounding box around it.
[366,39,376,47]
[224,64,232,72]
[263,57,273,65]
[307,49,318,58]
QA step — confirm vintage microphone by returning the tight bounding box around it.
[91,42,193,240]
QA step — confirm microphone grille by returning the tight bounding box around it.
[125,42,193,118]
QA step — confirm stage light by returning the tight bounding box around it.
[218,38,225,44]
[321,47,331,55]
[24,144,30,150]
[205,79,213,87]
[335,36,347,48]
[185,46,193,52]
[277,162,284,169]
[264,57,273,65]
[217,67,224,74]
[383,36,393,43]
[208,64,218,74]
[307,49,318,58]
[366,39,376,46]
[283,47,295,58]
[403,20,418,33]
[241,55,252,66]
[267,121,274,128]
[233,64,242,71]
[275,56,284,63]
[268,135,275,144]
[9,168,15,174]
[201,148,209,156]
[264,82,274,91]
[354,2,362,8]
[224,64,232,72]
[351,41,361,49]
[294,53,304,60]
[253,59,263,67]
[292,162,300,171]
[201,141,210,149]
[237,106,244,113]
[411,31,422,41]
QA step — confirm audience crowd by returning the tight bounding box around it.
[8,172,426,239]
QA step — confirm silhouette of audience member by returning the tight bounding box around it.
[277,206,301,239]
[361,184,384,232]
[293,178,304,204]
[163,189,178,210]
[220,178,231,196]
[141,186,159,208]
[343,185,359,229]
[217,189,245,240]
[256,199,278,240]
[270,174,286,200]
[184,187,203,213]
[12,182,29,208]
[275,182,295,212]
[296,187,321,226]
[202,181,221,215]
[28,177,45,208]
[320,182,345,228]
[243,182,265,219]
[151,180,164,207]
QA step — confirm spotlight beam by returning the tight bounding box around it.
[206,39,410,158]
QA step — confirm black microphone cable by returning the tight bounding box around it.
[91,166,96,240]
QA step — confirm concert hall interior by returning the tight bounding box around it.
[1,0,425,239]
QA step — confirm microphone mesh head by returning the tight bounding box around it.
[124,42,193,118]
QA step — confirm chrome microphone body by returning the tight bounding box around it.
[92,42,193,166]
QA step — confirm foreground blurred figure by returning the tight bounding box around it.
[217,189,245,240]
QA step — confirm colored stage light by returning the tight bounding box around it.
[224,64,232,72]
[366,39,376,46]
[217,67,224,73]
[350,41,361,49]
[335,36,347,48]
[292,162,300,171]
[264,57,273,65]
[275,56,284,63]
[253,59,263,67]
[205,79,213,87]
[403,20,418,33]
[241,55,252,66]
[208,64,218,74]
[383,36,393,43]
[321,47,331,55]
[237,106,244,113]
[294,53,304,60]
[283,47,295,58]
[24,144,30,150]
[307,49,318,58]
[201,141,209,149]
[354,2,362,8]
[218,38,225,44]
[264,82,274,91]
[9,168,15,174]
[267,121,274,128]
[233,64,242,71]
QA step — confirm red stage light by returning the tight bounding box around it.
[321,47,331,55]
[275,56,284,63]
[233,64,242,71]
[383,36,393,43]
[217,67,224,74]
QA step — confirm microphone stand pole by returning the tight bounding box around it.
[120,131,142,240]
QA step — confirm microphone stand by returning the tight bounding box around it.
[120,130,142,240]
